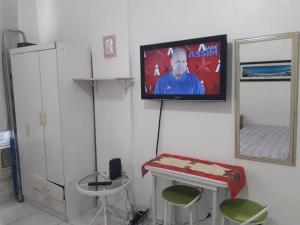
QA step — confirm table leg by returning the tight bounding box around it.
[223,189,230,225]
[171,180,177,224]
[107,206,117,217]
[88,206,104,225]
[152,174,157,225]
[101,196,108,225]
[212,190,218,225]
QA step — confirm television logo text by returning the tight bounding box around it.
[188,44,218,57]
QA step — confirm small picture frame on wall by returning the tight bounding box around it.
[103,35,117,58]
[240,60,291,81]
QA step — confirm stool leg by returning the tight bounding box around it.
[194,203,199,224]
[163,203,168,225]
[171,205,176,225]
[221,215,225,225]
[189,208,193,225]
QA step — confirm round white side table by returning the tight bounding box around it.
[76,172,130,225]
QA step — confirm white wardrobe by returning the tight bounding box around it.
[10,43,95,221]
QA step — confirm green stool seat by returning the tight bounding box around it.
[220,199,268,224]
[162,185,201,225]
[162,185,200,205]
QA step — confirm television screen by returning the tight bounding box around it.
[140,34,227,100]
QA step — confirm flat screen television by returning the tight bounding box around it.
[140,34,227,101]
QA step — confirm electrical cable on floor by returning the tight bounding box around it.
[182,212,211,225]
[129,208,149,225]
[155,100,164,156]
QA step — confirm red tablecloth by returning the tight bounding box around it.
[142,153,246,199]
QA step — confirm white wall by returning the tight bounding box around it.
[129,1,300,225]
[17,0,39,43]
[18,0,91,45]
[16,0,300,224]
[53,0,91,45]
[36,0,58,43]
[90,0,130,78]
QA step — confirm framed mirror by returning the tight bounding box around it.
[235,32,299,166]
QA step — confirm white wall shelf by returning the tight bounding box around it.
[73,77,134,93]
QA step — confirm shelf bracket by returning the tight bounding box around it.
[117,79,134,93]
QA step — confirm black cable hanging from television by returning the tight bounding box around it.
[155,100,164,156]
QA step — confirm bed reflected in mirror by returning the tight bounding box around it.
[235,32,299,165]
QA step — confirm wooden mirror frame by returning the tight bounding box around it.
[235,32,299,166]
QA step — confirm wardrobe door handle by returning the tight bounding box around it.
[42,185,51,193]
[39,112,44,126]
[39,112,47,126]
[44,197,53,206]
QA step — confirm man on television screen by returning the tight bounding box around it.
[154,48,205,95]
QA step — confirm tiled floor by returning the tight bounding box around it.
[0,200,211,225]
[0,200,63,225]
[0,200,134,225]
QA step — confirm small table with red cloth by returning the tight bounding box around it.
[141,153,246,225]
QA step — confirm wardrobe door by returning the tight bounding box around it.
[11,51,46,199]
[39,49,65,186]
